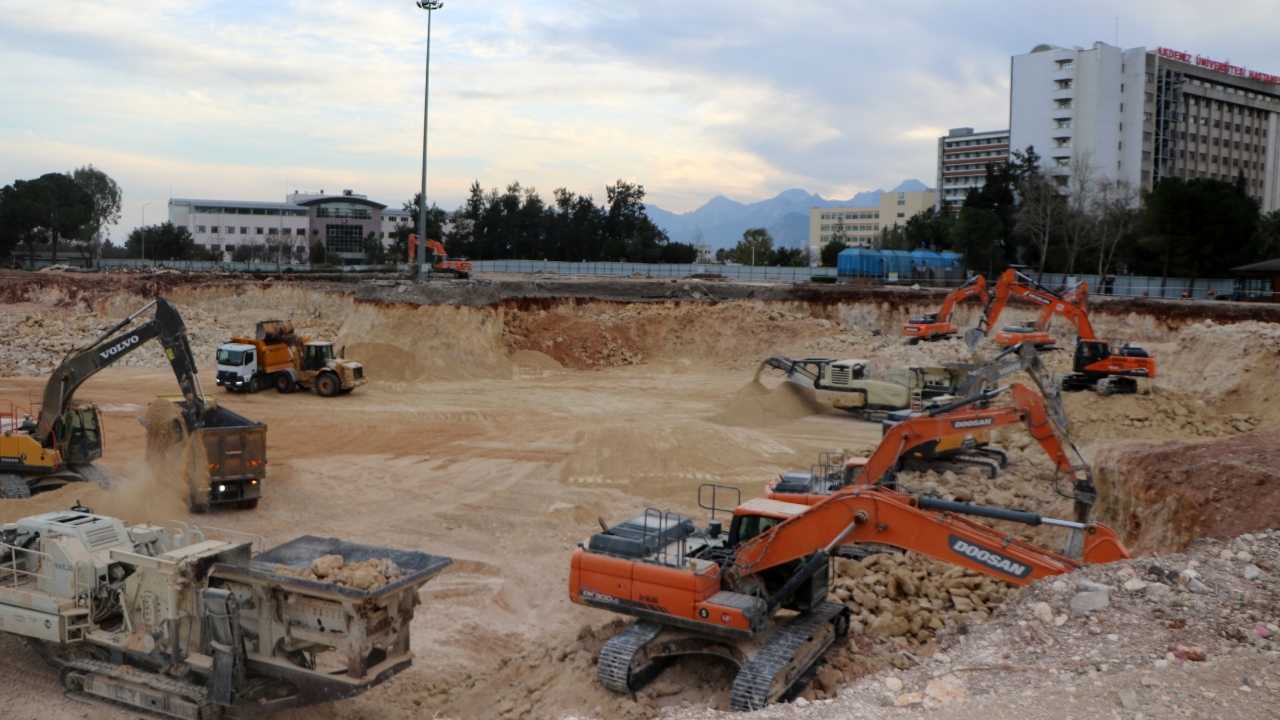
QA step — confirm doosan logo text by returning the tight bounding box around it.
[951,418,994,429]
[948,536,1031,578]
[99,335,141,360]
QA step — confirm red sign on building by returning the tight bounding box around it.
[1156,47,1280,87]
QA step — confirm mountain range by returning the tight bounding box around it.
[645,180,931,251]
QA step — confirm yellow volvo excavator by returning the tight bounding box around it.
[0,298,207,498]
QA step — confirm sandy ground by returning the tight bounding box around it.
[1,277,1277,720]
[0,360,881,720]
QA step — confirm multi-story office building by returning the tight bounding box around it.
[808,187,936,260]
[1010,42,1280,211]
[937,127,1010,211]
[170,190,414,263]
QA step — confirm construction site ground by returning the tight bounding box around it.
[1,270,1278,720]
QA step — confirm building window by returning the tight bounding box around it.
[226,226,235,234]
[1056,79,1072,90]
[196,225,206,233]
[256,227,264,235]
[240,227,248,234]
[325,224,364,254]
[1056,98,1072,109]
[268,228,278,235]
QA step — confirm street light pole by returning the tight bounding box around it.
[140,202,151,262]
[416,0,443,280]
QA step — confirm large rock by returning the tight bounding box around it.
[1069,590,1111,615]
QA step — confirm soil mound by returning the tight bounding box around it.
[338,302,512,382]
[713,378,829,427]
[1094,428,1280,553]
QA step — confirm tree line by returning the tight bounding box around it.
[821,146,1280,279]
[0,167,121,265]
[415,179,698,264]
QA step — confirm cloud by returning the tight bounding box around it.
[1,0,1277,241]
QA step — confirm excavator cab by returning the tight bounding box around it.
[51,405,103,466]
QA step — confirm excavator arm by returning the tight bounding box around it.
[733,486,1127,595]
[903,275,988,341]
[852,382,1081,486]
[968,269,1079,348]
[36,298,207,445]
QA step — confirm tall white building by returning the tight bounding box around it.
[1009,42,1280,211]
[1010,43,1148,192]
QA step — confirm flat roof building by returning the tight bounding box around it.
[808,187,936,261]
[937,127,1010,211]
[169,190,416,263]
[1010,42,1280,210]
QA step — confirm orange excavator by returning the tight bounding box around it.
[902,275,988,343]
[992,280,1089,348]
[970,270,1156,395]
[767,382,1096,525]
[571,472,1127,710]
[966,268,1073,349]
[407,234,472,278]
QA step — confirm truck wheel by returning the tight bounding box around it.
[188,490,209,514]
[316,373,339,397]
[0,474,32,499]
[275,374,295,393]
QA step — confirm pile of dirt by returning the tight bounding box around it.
[712,378,830,427]
[502,300,836,370]
[339,301,512,382]
[275,554,403,591]
[1153,320,1280,423]
[1093,429,1280,554]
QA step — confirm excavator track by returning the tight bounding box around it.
[728,601,847,712]
[597,621,665,694]
[60,657,213,720]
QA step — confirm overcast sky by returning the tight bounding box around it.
[1,0,1276,240]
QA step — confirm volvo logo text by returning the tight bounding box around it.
[99,334,141,361]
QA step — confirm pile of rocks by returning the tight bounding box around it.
[831,551,1015,646]
[276,554,403,591]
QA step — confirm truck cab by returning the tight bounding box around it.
[216,343,260,391]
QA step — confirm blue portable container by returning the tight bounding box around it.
[837,248,884,278]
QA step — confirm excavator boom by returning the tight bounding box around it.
[35,298,207,445]
[904,275,988,341]
[733,486,1127,583]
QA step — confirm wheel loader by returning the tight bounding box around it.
[0,505,451,719]
[216,320,365,397]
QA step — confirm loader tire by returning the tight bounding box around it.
[0,474,32,499]
[316,373,340,397]
[275,374,296,393]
